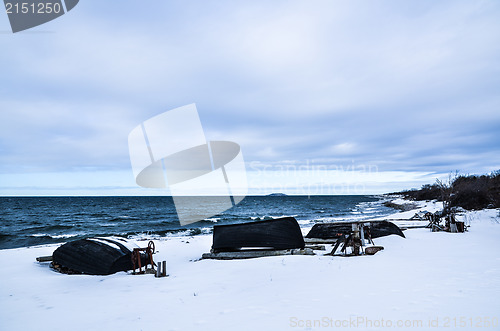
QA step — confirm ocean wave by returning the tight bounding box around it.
[314,215,372,222]
[24,224,75,232]
[297,219,314,225]
[29,233,78,239]
[1,195,396,249]
[127,227,212,241]
[106,216,141,222]
[202,217,220,223]
[100,223,118,227]
[249,215,299,221]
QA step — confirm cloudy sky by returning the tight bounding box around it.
[1,0,499,195]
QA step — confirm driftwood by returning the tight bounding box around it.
[365,246,384,255]
[36,256,53,262]
[324,225,385,257]
[202,248,314,260]
[304,238,338,244]
[325,234,347,256]
[304,245,325,250]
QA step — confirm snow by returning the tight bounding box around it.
[384,199,443,218]
[386,198,413,206]
[1,203,499,331]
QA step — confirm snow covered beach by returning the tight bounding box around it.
[1,200,499,331]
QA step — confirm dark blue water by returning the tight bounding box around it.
[0,195,395,249]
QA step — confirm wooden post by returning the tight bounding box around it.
[360,223,366,246]
[156,262,162,278]
[328,235,345,256]
[162,261,167,277]
[352,223,361,256]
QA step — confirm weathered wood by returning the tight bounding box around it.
[326,234,347,256]
[162,261,167,277]
[202,248,314,260]
[306,220,405,239]
[304,238,338,244]
[36,256,52,262]
[456,221,465,233]
[341,234,353,254]
[365,246,384,255]
[304,245,325,250]
[398,225,428,230]
[155,262,162,278]
[386,218,427,222]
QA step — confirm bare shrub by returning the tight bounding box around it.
[397,170,500,210]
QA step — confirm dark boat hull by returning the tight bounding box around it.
[306,220,405,239]
[212,217,305,253]
[52,237,141,275]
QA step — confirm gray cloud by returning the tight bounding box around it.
[1,0,499,193]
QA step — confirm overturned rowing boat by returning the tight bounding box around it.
[203,217,312,259]
[212,217,305,253]
[306,220,405,240]
[52,237,148,275]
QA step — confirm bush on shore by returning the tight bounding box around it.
[397,170,500,211]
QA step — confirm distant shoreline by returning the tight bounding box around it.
[0,194,385,198]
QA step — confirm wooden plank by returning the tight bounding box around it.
[304,238,338,244]
[304,245,325,250]
[327,235,346,256]
[365,246,384,255]
[202,248,314,260]
[36,256,52,262]
[398,225,429,230]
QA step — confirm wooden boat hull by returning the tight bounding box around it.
[306,220,405,240]
[52,237,144,275]
[212,217,305,253]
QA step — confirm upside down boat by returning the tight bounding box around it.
[52,237,148,275]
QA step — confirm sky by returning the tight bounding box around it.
[1,0,499,196]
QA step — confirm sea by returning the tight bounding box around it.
[0,195,397,250]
